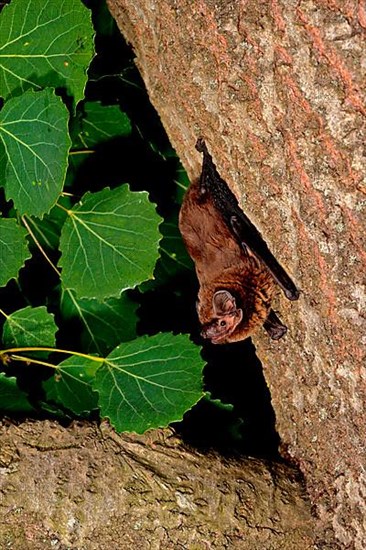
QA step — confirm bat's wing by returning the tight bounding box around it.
[229,216,300,301]
[196,138,300,301]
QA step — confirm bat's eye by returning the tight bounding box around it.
[219,320,226,327]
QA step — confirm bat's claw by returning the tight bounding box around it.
[263,310,287,340]
[268,324,287,340]
[195,137,207,153]
[284,287,300,301]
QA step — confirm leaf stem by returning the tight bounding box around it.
[0,347,105,367]
[0,308,9,320]
[21,215,60,277]
[56,203,70,214]
[8,354,58,370]
[70,149,95,155]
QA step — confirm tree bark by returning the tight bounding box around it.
[0,420,313,549]
[106,1,366,548]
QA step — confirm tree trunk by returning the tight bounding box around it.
[0,420,313,548]
[106,1,366,548]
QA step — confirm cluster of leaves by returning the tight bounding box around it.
[0,0,204,433]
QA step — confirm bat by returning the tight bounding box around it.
[178,138,299,344]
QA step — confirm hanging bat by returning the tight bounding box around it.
[179,138,299,344]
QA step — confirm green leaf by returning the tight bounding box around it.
[140,208,193,291]
[91,0,117,38]
[0,218,30,287]
[0,0,94,104]
[2,306,57,350]
[0,373,35,412]
[59,185,163,300]
[61,289,138,355]
[71,102,132,149]
[26,215,61,251]
[43,355,99,415]
[156,210,193,279]
[203,392,234,412]
[0,89,71,217]
[25,195,71,252]
[94,333,204,433]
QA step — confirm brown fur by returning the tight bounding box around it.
[179,179,275,343]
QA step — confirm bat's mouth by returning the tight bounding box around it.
[210,333,227,344]
[201,328,228,344]
[211,334,228,344]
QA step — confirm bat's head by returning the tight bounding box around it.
[198,290,243,344]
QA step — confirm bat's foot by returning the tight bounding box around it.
[263,310,287,340]
[195,137,207,153]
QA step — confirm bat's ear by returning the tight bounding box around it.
[212,290,237,315]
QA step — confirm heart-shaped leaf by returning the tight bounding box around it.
[2,306,57,349]
[71,102,132,149]
[140,208,193,291]
[0,0,94,104]
[0,89,71,217]
[60,289,138,355]
[0,218,30,287]
[59,185,162,300]
[0,374,35,412]
[43,355,99,415]
[94,332,204,433]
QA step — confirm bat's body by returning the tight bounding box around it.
[179,139,299,344]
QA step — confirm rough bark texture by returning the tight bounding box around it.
[106,1,366,548]
[0,420,313,549]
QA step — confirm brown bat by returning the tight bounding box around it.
[179,138,299,344]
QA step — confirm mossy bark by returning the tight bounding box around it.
[0,420,313,548]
